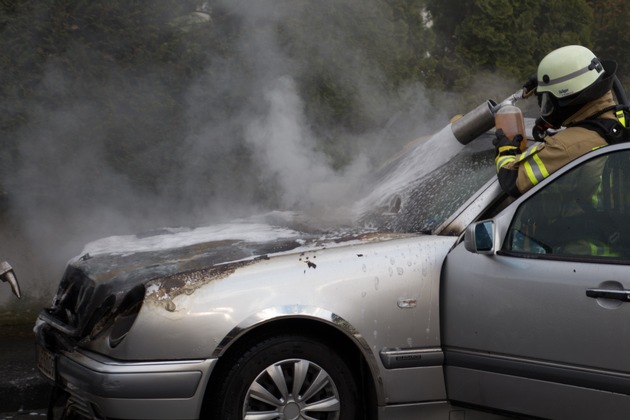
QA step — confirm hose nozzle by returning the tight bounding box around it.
[451,89,526,145]
[451,99,497,145]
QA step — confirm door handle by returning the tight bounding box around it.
[586,288,630,302]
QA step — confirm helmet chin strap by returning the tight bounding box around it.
[532,116,555,142]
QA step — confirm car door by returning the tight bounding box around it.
[442,144,630,420]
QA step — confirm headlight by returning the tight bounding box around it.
[81,284,145,346]
[109,285,145,348]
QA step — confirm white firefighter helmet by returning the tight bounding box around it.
[537,45,604,100]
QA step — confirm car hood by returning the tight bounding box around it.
[74,217,415,285]
[43,215,417,342]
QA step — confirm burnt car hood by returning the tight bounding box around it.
[74,219,413,284]
[43,216,415,341]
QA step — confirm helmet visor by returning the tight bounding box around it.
[539,92,554,116]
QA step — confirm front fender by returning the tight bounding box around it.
[88,235,457,367]
[212,305,371,358]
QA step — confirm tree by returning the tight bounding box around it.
[425,0,593,92]
[588,0,630,87]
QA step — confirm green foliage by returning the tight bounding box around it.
[425,0,594,90]
[276,0,430,131]
[588,0,630,87]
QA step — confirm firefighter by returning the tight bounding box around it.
[494,45,623,198]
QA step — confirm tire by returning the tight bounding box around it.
[205,333,361,420]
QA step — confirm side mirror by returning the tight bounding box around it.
[464,220,495,254]
[0,261,21,299]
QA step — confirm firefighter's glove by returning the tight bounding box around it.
[493,128,521,157]
[522,73,537,98]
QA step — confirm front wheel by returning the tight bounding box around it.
[205,334,361,420]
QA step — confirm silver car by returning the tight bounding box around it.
[35,129,630,420]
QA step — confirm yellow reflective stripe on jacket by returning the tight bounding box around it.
[522,153,549,186]
[589,242,619,257]
[589,243,603,256]
[616,110,627,127]
[591,177,603,208]
[496,155,516,172]
[516,144,541,162]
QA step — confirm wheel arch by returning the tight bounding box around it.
[205,306,382,415]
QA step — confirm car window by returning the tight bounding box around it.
[359,138,496,234]
[505,149,630,261]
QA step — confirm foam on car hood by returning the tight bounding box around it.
[70,219,413,285]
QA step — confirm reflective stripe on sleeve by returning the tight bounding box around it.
[496,155,516,172]
[522,154,549,186]
[516,145,540,162]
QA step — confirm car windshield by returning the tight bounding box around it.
[356,129,497,234]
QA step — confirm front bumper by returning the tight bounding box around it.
[37,343,216,419]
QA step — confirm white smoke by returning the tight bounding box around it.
[0,1,461,308]
[244,76,370,212]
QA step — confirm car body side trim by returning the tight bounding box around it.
[445,349,630,395]
[380,348,444,369]
[497,249,630,266]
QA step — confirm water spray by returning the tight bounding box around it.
[450,88,528,145]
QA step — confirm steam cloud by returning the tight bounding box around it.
[0,0,456,306]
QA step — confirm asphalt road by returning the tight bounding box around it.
[0,410,48,420]
[0,324,52,415]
